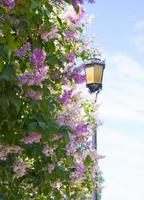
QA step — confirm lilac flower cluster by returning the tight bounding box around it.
[57,95,89,157]
[71,0,95,7]
[58,89,73,105]
[15,43,31,57]
[65,51,75,63]
[42,144,56,157]
[66,144,77,155]
[19,66,48,86]
[75,7,85,24]
[57,85,98,185]
[71,0,84,7]
[25,89,43,100]
[64,30,77,41]
[47,164,54,173]
[70,64,86,84]
[29,48,46,68]
[70,162,85,184]
[21,132,42,144]
[75,162,85,173]
[57,100,83,128]
[13,158,28,178]
[62,77,68,85]
[64,6,85,25]
[2,0,15,8]
[74,123,88,135]
[19,48,48,100]
[0,145,22,160]
[41,25,58,41]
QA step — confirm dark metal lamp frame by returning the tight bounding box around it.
[85,59,105,93]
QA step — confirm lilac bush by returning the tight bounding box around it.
[0,0,103,199]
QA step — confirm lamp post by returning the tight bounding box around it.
[85,58,105,200]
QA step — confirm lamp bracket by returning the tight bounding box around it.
[86,83,102,93]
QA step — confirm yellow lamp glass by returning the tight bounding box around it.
[94,63,103,84]
[85,66,94,83]
[85,63,104,84]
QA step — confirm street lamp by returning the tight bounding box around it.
[85,58,105,200]
[85,58,105,93]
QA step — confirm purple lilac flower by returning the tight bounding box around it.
[64,30,77,41]
[71,0,95,7]
[70,162,85,184]
[72,73,86,84]
[3,0,15,8]
[65,6,85,24]
[75,162,85,173]
[29,48,46,68]
[0,145,23,160]
[66,144,77,155]
[70,64,86,84]
[74,123,88,135]
[68,51,75,63]
[77,6,85,22]
[74,6,85,24]
[13,158,28,178]
[58,89,73,105]
[42,145,56,157]
[47,164,54,173]
[86,140,92,147]
[19,66,48,86]
[41,25,58,40]
[25,89,43,100]
[15,42,31,57]
[21,132,42,144]
[71,0,84,7]
[62,78,68,85]
[71,66,86,84]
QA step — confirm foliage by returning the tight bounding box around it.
[0,0,103,199]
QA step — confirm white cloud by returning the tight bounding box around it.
[97,53,144,123]
[135,20,144,30]
[131,34,144,53]
[98,128,144,200]
[99,98,144,123]
[108,53,144,80]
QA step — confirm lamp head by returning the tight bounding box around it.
[85,59,105,93]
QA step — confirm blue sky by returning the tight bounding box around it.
[85,1,144,199]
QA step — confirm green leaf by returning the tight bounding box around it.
[27,122,38,131]
[65,0,71,4]
[57,17,63,27]
[0,64,17,81]
[0,96,9,113]
[46,41,55,53]
[6,34,15,51]
[0,37,6,44]
[31,0,39,9]
[45,3,53,13]
[84,155,94,166]
[9,95,21,113]
[0,56,4,72]
[74,6,80,14]
[47,55,58,65]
